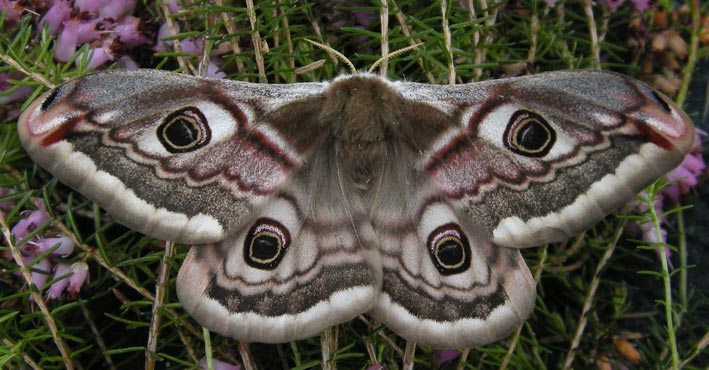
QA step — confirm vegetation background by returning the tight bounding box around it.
[0,0,707,369]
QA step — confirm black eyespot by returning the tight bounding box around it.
[40,85,66,112]
[651,90,673,113]
[427,223,471,275]
[504,110,556,157]
[243,218,290,270]
[157,107,211,153]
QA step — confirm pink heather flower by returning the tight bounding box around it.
[353,9,376,28]
[662,131,706,203]
[75,17,110,44]
[0,0,23,24]
[66,262,89,298]
[198,357,242,370]
[55,20,80,62]
[77,38,116,69]
[600,0,625,11]
[39,0,72,35]
[11,203,50,241]
[629,0,650,11]
[544,0,559,6]
[154,23,176,52]
[46,263,72,300]
[0,72,32,104]
[180,38,203,55]
[114,16,150,47]
[167,0,182,14]
[75,0,136,19]
[32,236,75,257]
[29,257,52,289]
[206,58,226,79]
[435,349,461,365]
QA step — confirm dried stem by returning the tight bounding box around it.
[2,338,43,370]
[145,241,175,370]
[499,244,549,369]
[215,0,245,75]
[379,0,390,76]
[440,0,455,84]
[245,0,267,82]
[561,223,625,369]
[0,53,55,88]
[159,1,192,74]
[239,341,258,370]
[402,341,416,370]
[581,0,600,70]
[279,3,296,81]
[81,303,117,370]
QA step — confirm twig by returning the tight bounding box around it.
[402,341,416,370]
[561,222,625,369]
[145,241,175,370]
[245,0,267,82]
[81,303,117,370]
[676,329,709,368]
[215,0,245,75]
[279,3,295,82]
[527,7,539,66]
[0,53,55,88]
[581,0,600,70]
[2,338,43,370]
[239,341,258,370]
[440,0,454,84]
[390,0,434,83]
[499,244,549,369]
[321,327,337,370]
[158,1,192,74]
[379,0,390,76]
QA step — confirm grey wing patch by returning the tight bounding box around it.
[18,70,329,244]
[367,161,534,348]
[370,203,535,349]
[177,156,382,343]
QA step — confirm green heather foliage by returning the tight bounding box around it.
[0,0,707,369]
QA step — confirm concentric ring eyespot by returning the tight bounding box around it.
[503,110,556,157]
[243,218,290,270]
[426,223,471,275]
[157,107,211,153]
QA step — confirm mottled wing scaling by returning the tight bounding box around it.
[403,71,695,248]
[177,153,382,342]
[18,70,328,244]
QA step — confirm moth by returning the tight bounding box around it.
[18,69,694,348]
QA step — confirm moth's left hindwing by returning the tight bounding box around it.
[18,70,694,348]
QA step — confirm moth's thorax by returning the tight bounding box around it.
[322,75,404,188]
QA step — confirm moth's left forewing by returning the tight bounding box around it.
[18,70,329,244]
[418,71,694,248]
